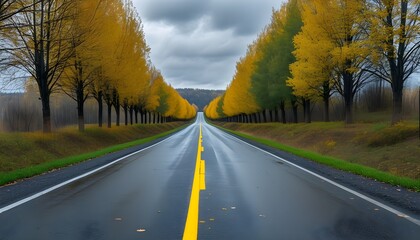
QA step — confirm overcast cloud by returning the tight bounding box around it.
[132,0,286,89]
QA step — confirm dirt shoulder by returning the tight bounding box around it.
[213,121,419,180]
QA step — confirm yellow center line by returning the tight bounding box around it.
[183,123,206,240]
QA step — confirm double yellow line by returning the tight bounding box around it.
[183,124,206,240]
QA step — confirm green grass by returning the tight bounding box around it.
[213,124,420,192]
[0,124,188,186]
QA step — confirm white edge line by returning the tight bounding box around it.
[206,124,420,227]
[0,125,193,215]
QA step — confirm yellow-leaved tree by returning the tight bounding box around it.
[288,0,335,122]
[10,0,76,132]
[366,0,420,124]
[297,0,371,124]
[60,0,103,131]
[223,42,261,122]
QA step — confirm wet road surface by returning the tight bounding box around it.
[0,113,419,239]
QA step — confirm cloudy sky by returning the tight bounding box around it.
[132,0,286,90]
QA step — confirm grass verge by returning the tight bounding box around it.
[0,123,189,186]
[213,124,420,192]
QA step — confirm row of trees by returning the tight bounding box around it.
[0,0,196,132]
[205,0,419,125]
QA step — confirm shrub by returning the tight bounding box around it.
[367,123,418,147]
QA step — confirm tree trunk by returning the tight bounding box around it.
[391,86,403,124]
[260,111,266,123]
[322,80,331,122]
[385,0,406,125]
[292,101,298,123]
[76,83,85,132]
[280,101,286,124]
[277,106,282,123]
[113,91,120,126]
[134,106,138,124]
[343,63,354,124]
[273,108,279,122]
[41,94,52,133]
[115,105,120,126]
[129,105,133,125]
[305,99,312,123]
[97,91,103,127]
[290,99,298,123]
[344,95,353,124]
[39,77,52,132]
[107,102,112,128]
[265,109,271,122]
[123,104,128,126]
[323,97,330,122]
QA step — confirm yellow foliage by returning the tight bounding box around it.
[289,0,370,99]
[205,96,222,119]
[223,42,261,116]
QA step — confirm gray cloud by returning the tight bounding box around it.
[133,0,285,89]
[138,0,210,24]
[208,0,278,35]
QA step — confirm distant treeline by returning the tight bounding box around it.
[177,89,225,111]
[0,92,180,132]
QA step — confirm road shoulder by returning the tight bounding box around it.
[213,124,420,218]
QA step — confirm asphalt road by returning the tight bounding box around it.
[0,113,419,239]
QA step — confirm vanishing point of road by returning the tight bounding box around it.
[0,113,419,239]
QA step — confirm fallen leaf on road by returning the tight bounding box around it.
[222,208,227,211]
[199,220,206,224]
[136,229,146,232]
[209,218,215,221]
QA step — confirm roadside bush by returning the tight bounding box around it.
[367,123,418,147]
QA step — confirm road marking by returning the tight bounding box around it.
[183,124,206,240]
[0,125,194,215]
[200,160,206,190]
[206,123,420,227]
